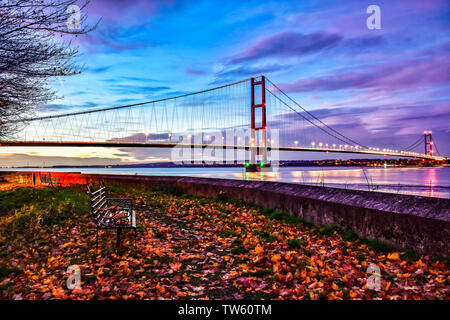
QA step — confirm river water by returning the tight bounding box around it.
[2,166,449,199]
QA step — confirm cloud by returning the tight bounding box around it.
[102,76,163,84]
[80,27,150,52]
[185,69,207,76]
[217,64,289,78]
[37,102,98,113]
[109,133,170,143]
[115,147,173,162]
[209,64,290,86]
[225,31,387,67]
[227,32,342,65]
[279,55,450,92]
[86,65,113,73]
[340,35,385,51]
[87,0,175,22]
[109,85,171,95]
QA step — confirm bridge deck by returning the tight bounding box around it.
[0,141,445,160]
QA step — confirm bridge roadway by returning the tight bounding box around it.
[0,140,446,161]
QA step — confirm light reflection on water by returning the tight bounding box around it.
[1,166,449,199]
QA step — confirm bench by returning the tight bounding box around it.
[40,173,61,187]
[86,180,137,249]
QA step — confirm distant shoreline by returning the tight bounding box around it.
[1,158,444,169]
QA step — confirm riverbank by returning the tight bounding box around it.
[1,166,449,199]
[1,171,449,255]
[0,184,448,300]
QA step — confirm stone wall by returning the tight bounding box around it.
[1,171,449,256]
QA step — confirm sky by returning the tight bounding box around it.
[1,0,449,166]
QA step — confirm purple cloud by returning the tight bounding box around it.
[217,64,289,78]
[227,32,342,65]
[87,0,175,21]
[226,31,387,65]
[185,69,207,76]
[280,55,450,92]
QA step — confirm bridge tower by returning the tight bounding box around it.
[248,76,268,171]
[424,131,433,156]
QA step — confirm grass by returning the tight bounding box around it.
[287,238,304,249]
[0,185,407,257]
[253,206,398,254]
[0,186,89,236]
[0,183,447,300]
[253,230,277,243]
[241,268,273,277]
[249,205,400,255]
[360,238,394,253]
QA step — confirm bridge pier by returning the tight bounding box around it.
[247,76,271,172]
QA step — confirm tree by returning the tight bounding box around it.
[0,0,98,138]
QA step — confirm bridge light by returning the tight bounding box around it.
[188,134,192,138]
[332,144,336,148]
[294,141,298,145]
[430,142,433,145]
[311,142,316,147]
[319,142,323,147]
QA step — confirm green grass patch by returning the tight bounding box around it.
[319,225,339,236]
[401,250,422,262]
[287,238,304,249]
[242,268,273,277]
[260,208,274,217]
[341,230,359,242]
[269,210,286,221]
[361,238,394,253]
[0,186,89,235]
[253,230,276,243]
[231,245,248,254]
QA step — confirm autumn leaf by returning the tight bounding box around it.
[271,254,282,263]
[387,252,400,260]
[254,245,264,255]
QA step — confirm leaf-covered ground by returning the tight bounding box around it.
[0,185,448,300]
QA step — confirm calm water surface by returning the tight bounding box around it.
[3,166,450,199]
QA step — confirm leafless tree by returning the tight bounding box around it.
[0,0,99,138]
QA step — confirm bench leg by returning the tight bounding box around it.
[116,229,122,247]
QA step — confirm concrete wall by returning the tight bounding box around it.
[1,171,449,257]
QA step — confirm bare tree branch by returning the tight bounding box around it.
[0,0,99,138]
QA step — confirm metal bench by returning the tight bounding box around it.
[40,173,61,187]
[86,180,137,249]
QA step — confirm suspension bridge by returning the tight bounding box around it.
[0,75,447,168]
